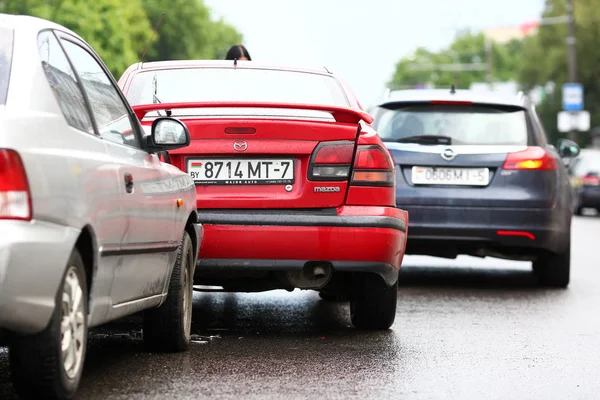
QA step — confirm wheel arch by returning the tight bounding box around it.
[74,224,97,309]
[184,210,199,264]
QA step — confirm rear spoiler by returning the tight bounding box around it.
[131,101,374,124]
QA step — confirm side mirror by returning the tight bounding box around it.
[146,117,190,153]
[556,138,580,159]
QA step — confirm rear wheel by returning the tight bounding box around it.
[10,249,88,400]
[350,274,398,330]
[533,243,571,288]
[143,230,194,352]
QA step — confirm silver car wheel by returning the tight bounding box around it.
[60,266,86,380]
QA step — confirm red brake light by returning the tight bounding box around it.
[308,141,354,181]
[497,230,536,240]
[224,127,256,134]
[583,174,600,186]
[313,142,354,164]
[429,100,473,105]
[351,145,394,187]
[0,149,32,220]
[502,147,557,171]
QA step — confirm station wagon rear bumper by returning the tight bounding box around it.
[401,204,570,257]
[195,206,408,286]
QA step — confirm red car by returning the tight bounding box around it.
[118,61,408,329]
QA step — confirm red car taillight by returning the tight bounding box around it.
[308,141,354,181]
[351,145,395,187]
[0,149,32,221]
[502,146,557,171]
[582,174,600,186]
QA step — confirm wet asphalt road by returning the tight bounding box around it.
[2,215,600,399]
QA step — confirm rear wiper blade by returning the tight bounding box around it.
[396,135,452,145]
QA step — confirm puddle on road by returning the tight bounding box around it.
[190,334,221,345]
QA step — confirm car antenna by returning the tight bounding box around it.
[450,84,456,94]
[140,12,165,64]
[233,57,238,68]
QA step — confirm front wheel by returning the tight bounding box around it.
[143,230,195,352]
[350,274,398,330]
[10,249,88,400]
[533,243,571,288]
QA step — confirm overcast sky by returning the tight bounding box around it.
[205,0,545,108]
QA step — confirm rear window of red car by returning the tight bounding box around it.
[125,67,350,108]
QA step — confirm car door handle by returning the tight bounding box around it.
[124,173,134,194]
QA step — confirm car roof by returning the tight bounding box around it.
[377,89,529,108]
[0,13,83,40]
[132,60,334,76]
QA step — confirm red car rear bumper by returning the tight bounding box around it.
[196,206,408,286]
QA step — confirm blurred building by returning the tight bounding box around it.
[483,21,539,44]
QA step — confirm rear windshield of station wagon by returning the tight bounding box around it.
[372,104,531,146]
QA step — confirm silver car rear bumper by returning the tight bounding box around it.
[0,220,79,335]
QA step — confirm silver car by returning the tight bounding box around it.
[0,14,202,399]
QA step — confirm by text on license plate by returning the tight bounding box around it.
[187,158,294,185]
[411,166,489,186]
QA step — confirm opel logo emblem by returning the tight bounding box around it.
[233,140,248,152]
[441,148,456,161]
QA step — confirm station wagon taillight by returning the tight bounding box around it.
[0,149,32,221]
[351,145,395,187]
[308,141,354,181]
[502,147,557,171]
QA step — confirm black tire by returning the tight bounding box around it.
[10,249,88,400]
[350,274,398,330]
[533,243,571,288]
[143,230,194,352]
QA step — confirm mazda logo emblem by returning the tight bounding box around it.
[441,148,456,161]
[233,141,248,152]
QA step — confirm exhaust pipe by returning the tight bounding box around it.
[283,262,333,289]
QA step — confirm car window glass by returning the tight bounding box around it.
[0,27,14,104]
[37,31,93,133]
[126,68,349,109]
[374,104,530,146]
[60,39,140,148]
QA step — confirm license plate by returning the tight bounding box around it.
[187,158,294,185]
[411,166,489,186]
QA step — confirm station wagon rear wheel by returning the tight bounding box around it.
[350,273,398,330]
[10,249,88,400]
[143,230,194,352]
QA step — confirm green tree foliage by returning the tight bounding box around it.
[518,0,600,145]
[0,0,153,77]
[389,31,522,90]
[0,0,243,78]
[140,0,242,62]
